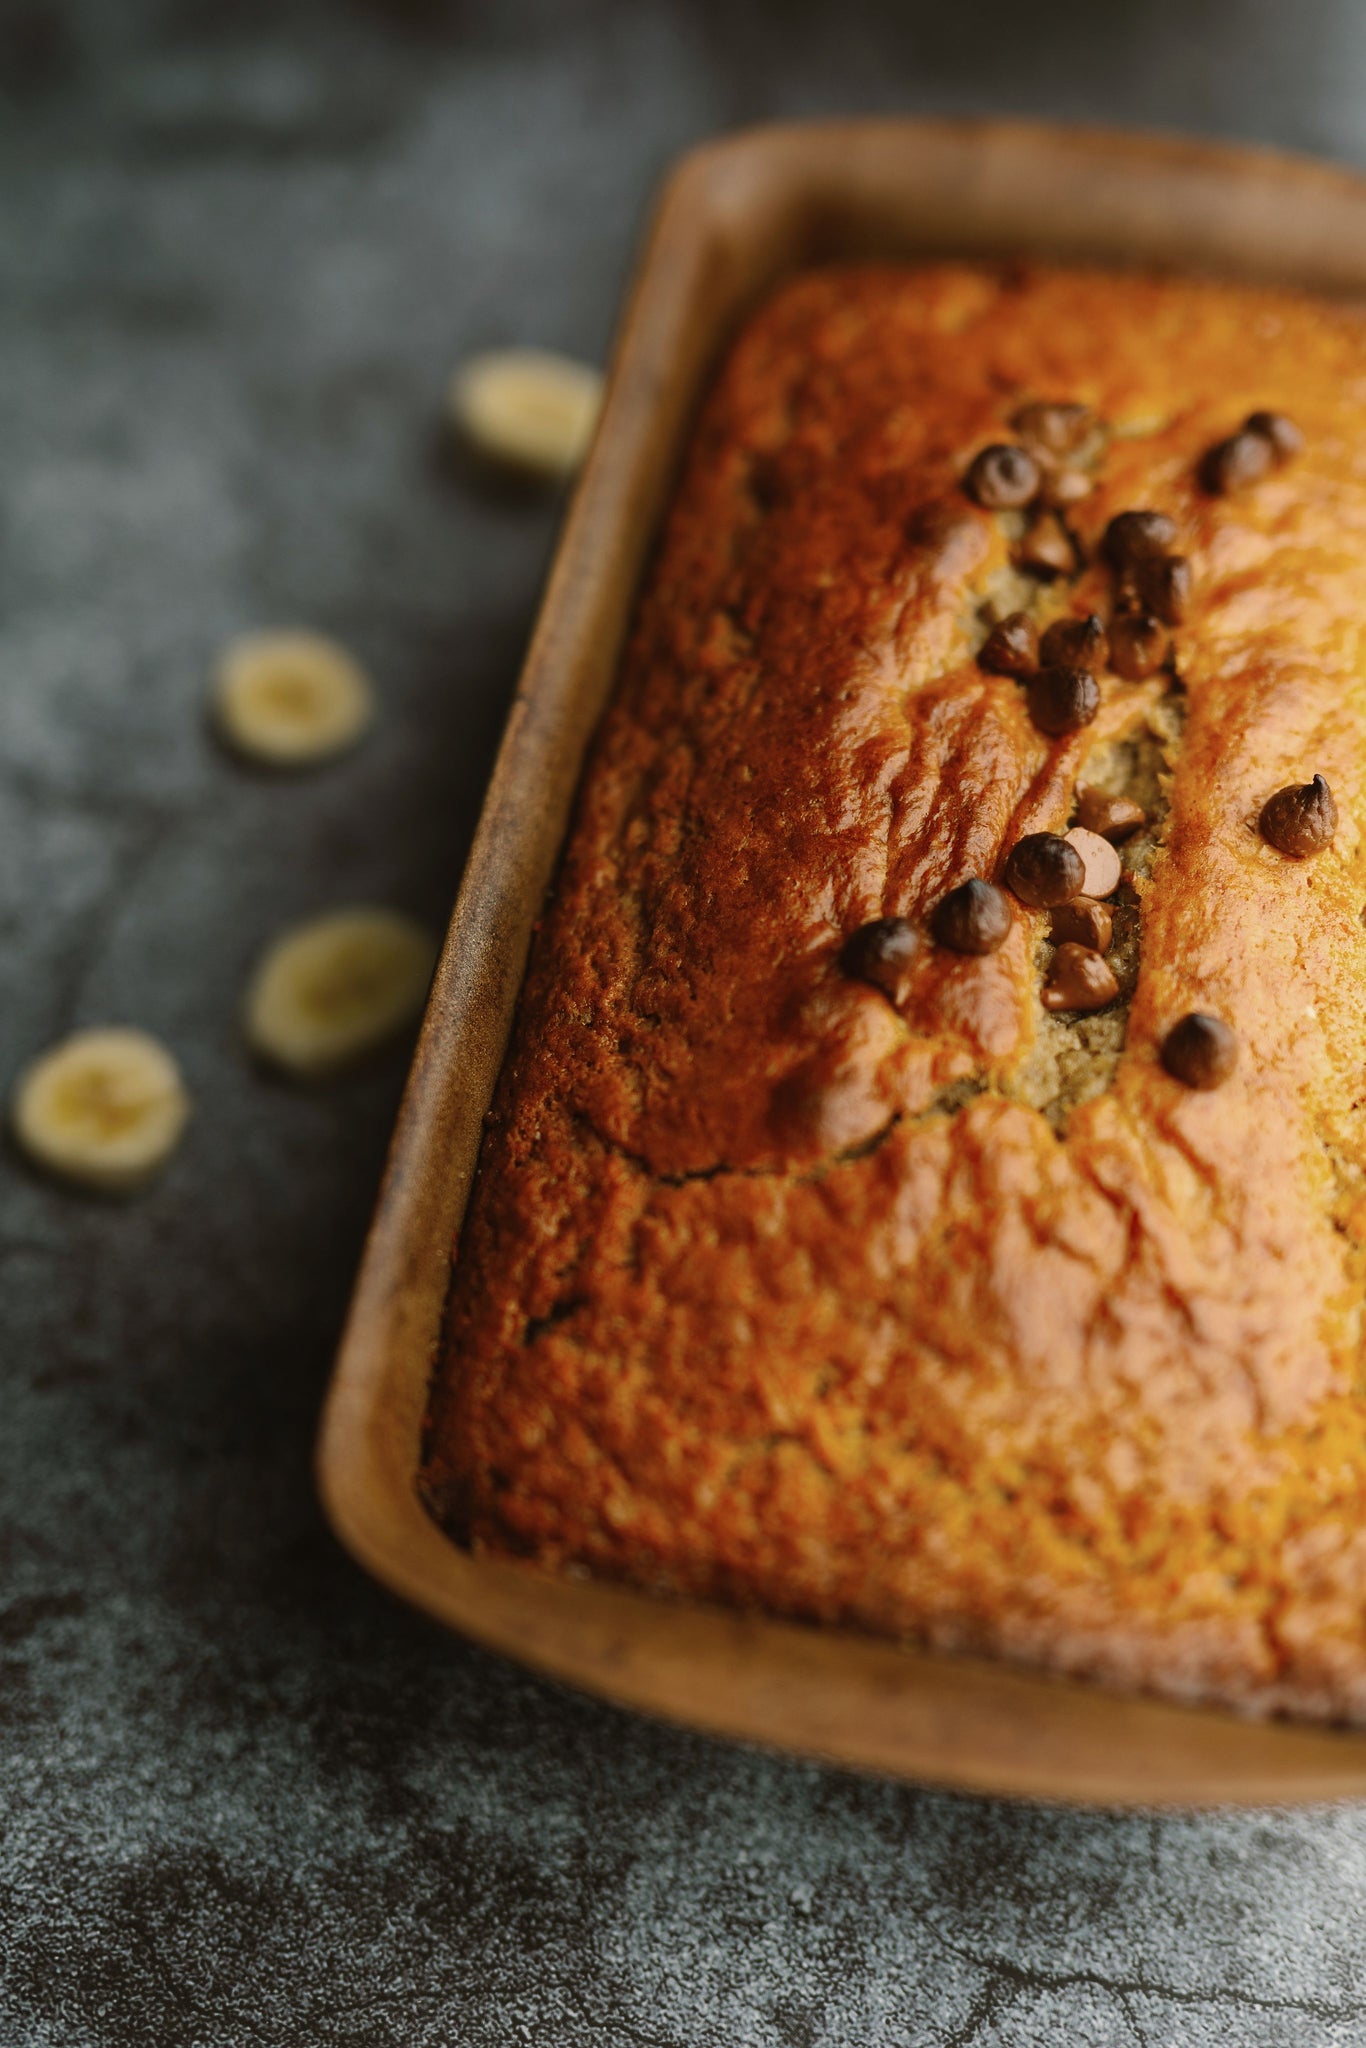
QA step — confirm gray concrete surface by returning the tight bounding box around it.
[4,3,1366,2042]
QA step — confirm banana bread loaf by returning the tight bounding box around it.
[422,261,1366,1721]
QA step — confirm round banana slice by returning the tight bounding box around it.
[212,630,374,767]
[450,348,603,480]
[11,1028,190,1192]
[245,909,438,1078]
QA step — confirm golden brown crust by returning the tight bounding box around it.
[423,263,1366,1721]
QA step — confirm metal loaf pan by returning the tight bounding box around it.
[318,119,1366,1803]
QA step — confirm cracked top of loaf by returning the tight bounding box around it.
[422,262,1366,1721]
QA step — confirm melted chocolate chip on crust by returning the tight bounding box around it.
[1038,465,1094,509]
[1107,611,1168,680]
[1202,409,1304,493]
[930,879,1013,956]
[1200,428,1274,496]
[1048,896,1114,951]
[1026,664,1100,737]
[1161,1012,1238,1089]
[1103,509,1177,567]
[1017,511,1076,580]
[1011,400,1097,463]
[841,917,922,1002]
[1040,613,1107,670]
[1042,942,1120,1013]
[1245,409,1303,463]
[1074,786,1146,843]
[1126,553,1192,626]
[977,611,1038,677]
[1258,774,1337,858]
[1005,832,1086,908]
[964,443,1040,510]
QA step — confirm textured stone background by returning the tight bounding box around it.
[5,3,1366,2043]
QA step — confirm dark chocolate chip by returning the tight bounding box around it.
[1025,664,1100,737]
[1048,896,1114,952]
[1244,409,1303,464]
[1102,509,1178,567]
[1011,401,1098,463]
[1200,429,1273,495]
[840,916,922,1002]
[1042,942,1120,1013]
[964,443,1040,510]
[1258,774,1337,859]
[1127,553,1192,626]
[1161,1012,1238,1090]
[930,878,1013,956]
[1005,832,1086,907]
[1073,786,1146,843]
[978,611,1039,677]
[1040,612,1107,670]
[1017,510,1076,579]
[1107,610,1169,680]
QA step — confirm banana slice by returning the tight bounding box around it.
[245,909,438,1077]
[212,630,374,767]
[11,1028,190,1191]
[450,349,603,480]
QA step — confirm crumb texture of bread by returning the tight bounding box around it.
[422,264,1366,1721]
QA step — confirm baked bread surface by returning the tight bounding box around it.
[423,263,1366,1720]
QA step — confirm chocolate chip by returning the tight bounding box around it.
[1040,613,1107,670]
[1126,553,1192,626]
[1200,429,1273,495]
[978,611,1039,677]
[1107,611,1169,680]
[1160,1012,1238,1090]
[964,443,1040,510]
[840,916,922,1002]
[1074,786,1146,843]
[1063,827,1123,899]
[1038,465,1094,509]
[1258,774,1337,859]
[930,878,1013,956]
[1011,400,1098,463]
[1102,510,1177,568]
[1048,896,1114,951]
[1017,511,1076,580]
[1042,942,1120,1013]
[1245,409,1303,464]
[1025,664,1100,737]
[1005,832,1086,907]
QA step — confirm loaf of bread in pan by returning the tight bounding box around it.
[422,262,1366,1721]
